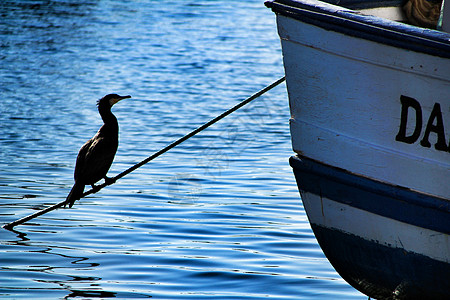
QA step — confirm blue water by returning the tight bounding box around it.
[0,1,365,299]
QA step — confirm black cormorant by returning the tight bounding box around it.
[65,94,131,208]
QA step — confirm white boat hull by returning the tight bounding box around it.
[280,10,449,199]
[267,0,450,298]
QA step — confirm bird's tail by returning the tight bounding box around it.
[65,182,84,208]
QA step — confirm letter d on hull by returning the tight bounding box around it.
[396,95,422,144]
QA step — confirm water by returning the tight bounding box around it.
[0,1,365,299]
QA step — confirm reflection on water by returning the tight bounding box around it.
[0,1,365,299]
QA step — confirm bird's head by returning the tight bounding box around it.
[97,94,131,108]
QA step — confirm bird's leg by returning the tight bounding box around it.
[91,184,100,192]
[104,176,116,185]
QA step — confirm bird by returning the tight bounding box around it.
[65,94,131,208]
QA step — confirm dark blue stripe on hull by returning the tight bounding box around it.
[289,156,450,234]
[311,224,450,299]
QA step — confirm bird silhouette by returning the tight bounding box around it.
[65,94,131,208]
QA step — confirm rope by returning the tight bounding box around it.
[3,76,286,230]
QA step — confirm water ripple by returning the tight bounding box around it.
[0,1,364,299]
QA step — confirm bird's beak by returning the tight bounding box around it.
[112,95,131,105]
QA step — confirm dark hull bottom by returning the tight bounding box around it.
[311,224,449,299]
[290,156,450,299]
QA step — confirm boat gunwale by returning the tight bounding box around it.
[265,0,450,58]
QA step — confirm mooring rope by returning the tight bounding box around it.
[3,76,286,230]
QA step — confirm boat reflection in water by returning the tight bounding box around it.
[266,0,450,298]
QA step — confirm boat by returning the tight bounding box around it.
[265,0,450,298]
